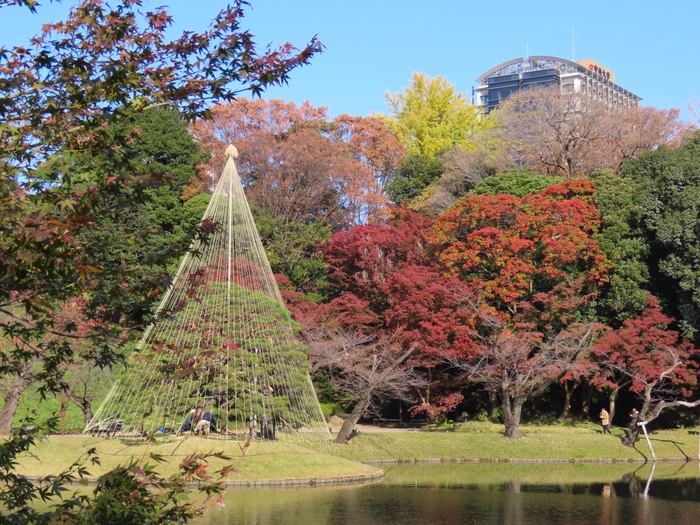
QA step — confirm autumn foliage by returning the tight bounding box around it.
[430,180,610,310]
[494,86,690,178]
[593,295,698,396]
[191,98,403,226]
[321,208,478,364]
[305,170,699,440]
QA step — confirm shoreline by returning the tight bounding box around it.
[20,455,698,489]
[21,472,387,488]
[362,456,694,465]
[11,423,700,488]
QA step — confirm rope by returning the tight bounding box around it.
[86,146,330,445]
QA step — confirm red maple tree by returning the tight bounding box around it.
[323,207,433,310]
[322,208,479,363]
[593,295,700,445]
[447,284,602,438]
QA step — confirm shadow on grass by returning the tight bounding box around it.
[615,431,648,461]
[651,438,691,460]
[354,434,406,460]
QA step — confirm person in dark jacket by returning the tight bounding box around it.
[629,408,639,427]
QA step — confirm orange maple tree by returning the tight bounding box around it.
[430,180,610,312]
[190,99,400,225]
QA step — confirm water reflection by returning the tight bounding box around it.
[196,463,700,525]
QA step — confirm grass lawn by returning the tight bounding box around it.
[308,421,700,463]
[380,460,699,486]
[10,421,700,484]
[14,435,381,483]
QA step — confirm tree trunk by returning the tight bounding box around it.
[622,425,642,447]
[66,392,94,427]
[623,384,653,447]
[582,383,593,417]
[558,380,579,422]
[335,397,370,444]
[608,389,619,423]
[81,402,94,427]
[487,390,498,417]
[502,396,524,439]
[0,392,21,435]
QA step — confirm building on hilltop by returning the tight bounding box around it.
[473,56,641,114]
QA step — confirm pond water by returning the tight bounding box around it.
[195,462,700,525]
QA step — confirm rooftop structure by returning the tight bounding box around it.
[473,56,641,114]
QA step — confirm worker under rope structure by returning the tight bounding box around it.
[87,145,331,447]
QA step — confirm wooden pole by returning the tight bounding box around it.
[60,393,66,436]
[639,421,656,461]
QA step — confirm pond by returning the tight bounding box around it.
[194,462,700,525]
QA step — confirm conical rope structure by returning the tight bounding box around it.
[87,145,331,444]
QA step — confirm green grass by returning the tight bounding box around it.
[307,421,700,463]
[13,435,380,482]
[9,421,700,484]
[380,461,696,486]
[7,391,86,433]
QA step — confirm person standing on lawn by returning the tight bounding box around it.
[629,407,639,427]
[599,408,611,434]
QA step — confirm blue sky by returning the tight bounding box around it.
[2,0,699,119]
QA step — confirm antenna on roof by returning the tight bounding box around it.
[526,43,529,60]
[572,27,575,61]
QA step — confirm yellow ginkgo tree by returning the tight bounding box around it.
[381,72,492,159]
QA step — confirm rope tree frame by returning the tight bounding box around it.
[87,145,330,444]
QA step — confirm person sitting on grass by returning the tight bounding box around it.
[180,409,196,432]
[194,411,215,436]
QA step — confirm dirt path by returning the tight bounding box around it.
[329,424,419,434]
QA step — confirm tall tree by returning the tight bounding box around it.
[620,131,700,342]
[253,204,331,299]
[236,127,369,228]
[191,99,389,226]
[386,153,444,204]
[592,296,700,446]
[317,209,479,412]
[429,181,610,313]
[591,170,651,325]
[329,114,406,191]
[382,72,490,159]
[449,293,600,439]
[0,0,320,521]
[494,86,687,178]
[308,331,424,444]
[323,208,434,309]
[493,86,611,179]
[189,98,328,178]
[75,108,211,325]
